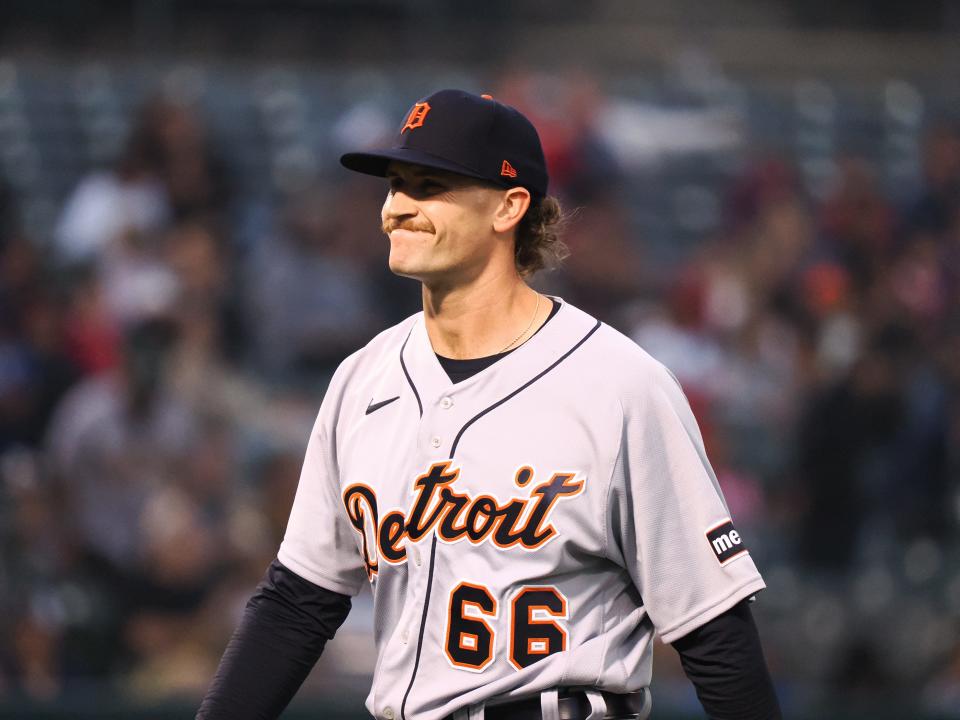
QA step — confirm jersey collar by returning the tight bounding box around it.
[401,297,600,407]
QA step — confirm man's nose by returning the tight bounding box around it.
[382,189,417,220]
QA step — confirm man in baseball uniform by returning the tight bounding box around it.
[198,89,781,720]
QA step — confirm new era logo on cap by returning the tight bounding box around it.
[339,89,549,198]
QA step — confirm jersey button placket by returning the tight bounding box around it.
[418,391,460,455]
[426,395,454,450]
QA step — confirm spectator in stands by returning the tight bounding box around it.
[1,450,67,699]
[60,265,121,376]
[0,292,79,451]
[243,184,383,381]
[147,98,232,223]
[819,156,896,290]
[123,484,222,698]
[904,122,960,236]
[0,187,80,451]
[54,95,231,268]
[46,314,195,574]
[795,322,950,569]
[53,100,172,266]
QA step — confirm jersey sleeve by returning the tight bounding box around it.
[278,370,367,597]
[607,362,766,644]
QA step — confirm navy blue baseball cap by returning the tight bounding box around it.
[340,89,549,198]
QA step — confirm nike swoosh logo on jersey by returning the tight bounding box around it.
[365,396,400,415]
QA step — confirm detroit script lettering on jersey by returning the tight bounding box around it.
[342,462,584,579]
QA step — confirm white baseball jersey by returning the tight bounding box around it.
[278,298,766,720]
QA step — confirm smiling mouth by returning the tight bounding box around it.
[389,228,432,238]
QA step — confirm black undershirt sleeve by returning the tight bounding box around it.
[672,600,782,720]
[196,559,352,720]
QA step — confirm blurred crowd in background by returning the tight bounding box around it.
[0,36,959,720]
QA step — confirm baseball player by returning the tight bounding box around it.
[198,90,781,720]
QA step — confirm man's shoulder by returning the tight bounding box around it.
[560,303,668,373]
[559,301,683,401]
[328,311,422,390]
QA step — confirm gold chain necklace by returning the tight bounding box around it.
[497,293,541,354]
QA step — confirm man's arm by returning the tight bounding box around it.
[196,559,352,720]
[672,600,782,720]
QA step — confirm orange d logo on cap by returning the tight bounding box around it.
[401,102,431,133]
[341,89,549,198]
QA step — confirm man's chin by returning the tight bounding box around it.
[387,256,427,281]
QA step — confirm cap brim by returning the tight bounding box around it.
[340,147,493,184]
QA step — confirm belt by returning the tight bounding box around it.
[451,688,649,720]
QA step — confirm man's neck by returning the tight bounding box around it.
[421,270,545,360]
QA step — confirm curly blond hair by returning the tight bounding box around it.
[514,195,570,277]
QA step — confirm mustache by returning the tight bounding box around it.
[382,218,435,235]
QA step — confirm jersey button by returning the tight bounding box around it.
[412,546,422,566]
[384,708,395,720]
[430,436,441,448]
[400,628,409,643]
[440,396,453,409]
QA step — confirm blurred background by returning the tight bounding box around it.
[0,1,958,718]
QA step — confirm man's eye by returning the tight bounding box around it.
[386,176,444,195]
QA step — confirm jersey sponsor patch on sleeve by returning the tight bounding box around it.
[705,519,749,566]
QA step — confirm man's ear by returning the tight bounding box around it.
[492,187,531,234]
